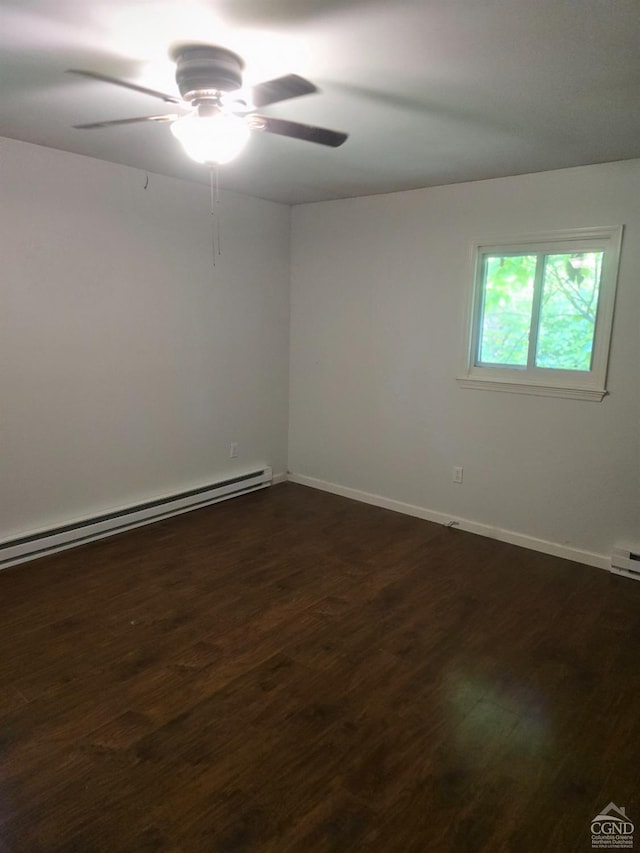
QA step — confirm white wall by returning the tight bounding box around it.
[3,139,637,565]
[0,138,291,541]
[289,161,640,563]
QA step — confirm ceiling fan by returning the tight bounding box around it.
[68,43,348,165]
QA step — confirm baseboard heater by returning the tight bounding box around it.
[610,544,640,581]
[0,467,272,571]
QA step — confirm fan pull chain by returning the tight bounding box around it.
[209,165,222,267]
[215,164,221,258]
[209,166,216,267]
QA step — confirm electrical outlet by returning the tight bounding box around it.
[453,466,463,484]
[229,442,239,459]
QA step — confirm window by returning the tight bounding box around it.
[458,227,623,400]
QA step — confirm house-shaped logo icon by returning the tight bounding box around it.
[594,803,630,824]
[591,802,634,849]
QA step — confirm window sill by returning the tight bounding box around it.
[456,377,607,401]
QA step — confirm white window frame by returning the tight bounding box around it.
[457,226,623,401]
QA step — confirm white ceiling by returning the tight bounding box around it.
[2,0,640,204]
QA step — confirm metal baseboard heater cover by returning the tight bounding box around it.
[610,544,640,581]
[0,467,272,571]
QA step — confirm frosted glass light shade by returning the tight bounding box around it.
[171,113,250,165]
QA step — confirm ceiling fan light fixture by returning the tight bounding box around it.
[170,112,249,165]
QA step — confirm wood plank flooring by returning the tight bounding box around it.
[1,482,639,852]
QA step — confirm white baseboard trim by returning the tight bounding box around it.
[287,472,609,571]
[272,471,288,485]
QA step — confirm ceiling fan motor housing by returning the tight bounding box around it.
[172,45,244,101]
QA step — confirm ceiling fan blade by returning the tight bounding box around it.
[251,74,317,108]
[254,115,348,147]
[67,69,181,105]
[73,114,178,130]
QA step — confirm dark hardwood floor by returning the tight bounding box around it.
[1,482,639,852]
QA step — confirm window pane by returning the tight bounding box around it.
[477,255,536,366]
[535,252,603,371]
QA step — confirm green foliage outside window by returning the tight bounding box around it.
[478,251,603,371]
